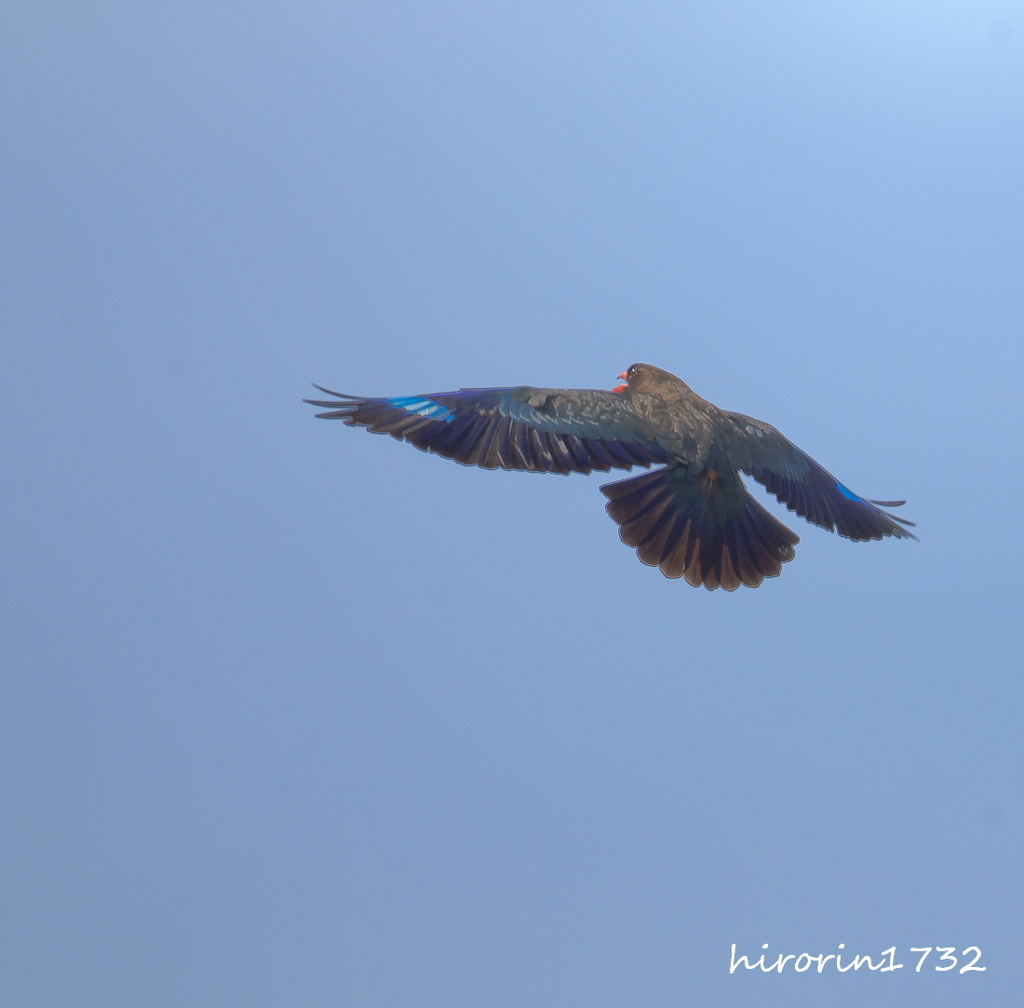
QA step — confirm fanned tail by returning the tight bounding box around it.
[600,466,800,590]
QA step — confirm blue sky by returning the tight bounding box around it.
[2,2,1022,1005]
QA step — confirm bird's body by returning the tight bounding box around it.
[307,363,915,590]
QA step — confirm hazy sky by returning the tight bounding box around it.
[2,2,1023,1005]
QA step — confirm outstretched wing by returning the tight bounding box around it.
[307,385,672,475]
[726,412,918,542]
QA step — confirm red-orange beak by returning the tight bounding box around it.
[612,370,628,393]
[617,371,628,381]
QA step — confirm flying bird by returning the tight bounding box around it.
[307,363,916,590]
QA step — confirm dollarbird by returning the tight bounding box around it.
[307,363,916,590]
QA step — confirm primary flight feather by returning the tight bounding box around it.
[307,363,916,590]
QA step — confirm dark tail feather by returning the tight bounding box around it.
[600,467,800,590]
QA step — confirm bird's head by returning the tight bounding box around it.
[613,363,689,395]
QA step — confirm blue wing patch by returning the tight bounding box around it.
[386,396,454,423]
[836,482,862,502]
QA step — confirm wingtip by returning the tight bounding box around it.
[889,515,917,528]
[309,383,362,399]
